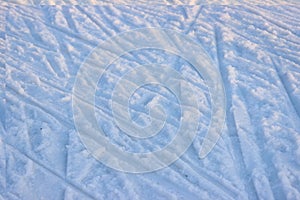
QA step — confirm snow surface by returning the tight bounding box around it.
[1,2,300,200]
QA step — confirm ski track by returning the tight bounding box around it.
[3,0,300,5]
[1,3,300,200]
[214,25,259,200]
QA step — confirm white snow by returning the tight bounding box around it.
[1,2,300,200]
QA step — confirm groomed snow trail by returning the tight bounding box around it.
[1,3,300,200]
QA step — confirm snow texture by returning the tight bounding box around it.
[1,2,300,200]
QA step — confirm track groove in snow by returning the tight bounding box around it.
[214,25,259,200]
[2,140,97,200]
[1,3,300,199]
[271,57,300,120]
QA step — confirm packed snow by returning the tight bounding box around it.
[1,2,300,200]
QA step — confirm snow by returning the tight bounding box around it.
[1,2,300,200]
